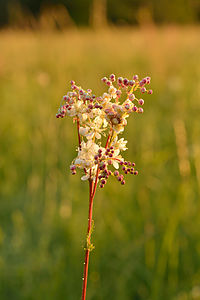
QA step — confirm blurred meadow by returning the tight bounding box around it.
[1,24,200,300]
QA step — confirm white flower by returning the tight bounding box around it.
[113,124,124,134]
[108,85,117,99]
[74,140,99,169]
[79,126,89,136]
[112,137,128,151]
[81,174,90,181]
[113,160,119,169]
[102,93,111,104]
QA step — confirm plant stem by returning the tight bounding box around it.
[81,178,94,300]
[77,118,81,148]
[81,132,112,300]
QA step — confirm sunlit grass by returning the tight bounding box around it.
[0,26,200,300]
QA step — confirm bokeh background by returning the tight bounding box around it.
[1,1,200,299]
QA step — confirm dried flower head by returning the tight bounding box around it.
[56,74,153,188]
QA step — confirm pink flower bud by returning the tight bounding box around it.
[132,106,137,112]
[141,87,146,93]
[114,171,119,176]
[146,77,151,84]
[129,94,135,101]
[101,77,107,83]
[138,107,143,113]
[125,104,130,110]
[123,78,129,86]
[116,90,122,97]
[138,99,144,105]
[142,78,147,84]
[129,80,135,86]
[110,74,115,82]
[117,77,123,84]
[148,89,153,94]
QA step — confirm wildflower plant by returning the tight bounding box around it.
[56,74,153,300]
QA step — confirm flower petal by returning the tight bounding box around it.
[81,174,90,181]
[113,161,119,169]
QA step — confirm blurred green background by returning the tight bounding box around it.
[1,1,200,300]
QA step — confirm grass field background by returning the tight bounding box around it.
[0,26,200,300]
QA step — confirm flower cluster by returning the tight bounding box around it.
[56,74,153,188]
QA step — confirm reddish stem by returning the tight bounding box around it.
[77,118,81,149]
[81,132,112,300]
[81,178,94,300]
[105,132,111,148]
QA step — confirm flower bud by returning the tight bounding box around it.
[141,87,146,93]
[116,90,122,97]
[114,171,119,176]
[125,104,130,110]
[129,80,135,86]
[101,77,107,83]
[138,107,144,114]
[132,106,137,112]
[117,77,123,84]
[70,165,76,171]
[138,99,144,105]
[110,74,115,82]
[123,78,129,86]
[129,94,135,101]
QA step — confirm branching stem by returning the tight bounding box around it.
[81,131,112,300]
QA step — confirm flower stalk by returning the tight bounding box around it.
[56,74,153,299]
[81,177,94,300]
